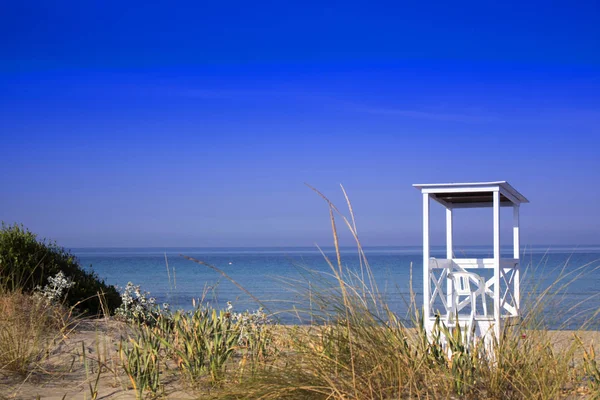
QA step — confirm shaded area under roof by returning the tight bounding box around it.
[413,181,529,207]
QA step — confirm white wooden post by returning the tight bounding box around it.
[492,190,501,339]
[423,193,430,324]
[446,207,453,258]
[446,207,453,308]
[513,205,520,312]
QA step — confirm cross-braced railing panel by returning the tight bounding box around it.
[427,258,520,321]
[499,261,519,317]
[428,259,489,320]
[428,261,449,317]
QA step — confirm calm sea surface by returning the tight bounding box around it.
[73,246,600,329]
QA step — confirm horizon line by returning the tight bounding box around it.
[67,244,600,250]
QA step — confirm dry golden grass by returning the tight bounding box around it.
[0,290,61,374]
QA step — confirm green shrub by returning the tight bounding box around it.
[0,223,121,315]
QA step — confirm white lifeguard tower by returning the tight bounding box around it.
[413,181,528,343]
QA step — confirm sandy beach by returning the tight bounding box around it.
[1,319,599,400]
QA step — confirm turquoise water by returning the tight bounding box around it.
[73,246,600,329]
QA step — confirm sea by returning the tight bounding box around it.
[72,246,600,329]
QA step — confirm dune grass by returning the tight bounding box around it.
[0,290,54,374]
[0,288,77,375]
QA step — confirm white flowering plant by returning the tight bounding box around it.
[229,303,276,361]
[33,271,75,305]
[231,305,273,340]
[114,282,165,324]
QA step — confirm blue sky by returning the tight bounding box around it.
[1,0,599,247]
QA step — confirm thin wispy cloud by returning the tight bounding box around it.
[174,87,323,101]
[178,88,289,99]
[159,85,599,127]
[355,106,500,123]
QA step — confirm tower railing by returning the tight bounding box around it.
[428,257,520,339]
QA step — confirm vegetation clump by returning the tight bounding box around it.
[0,223,121,315]
[114,282,164,324]
[116,299,278,398]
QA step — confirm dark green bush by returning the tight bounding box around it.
[0,223,121,316]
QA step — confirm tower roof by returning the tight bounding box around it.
[413,181,528,208]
